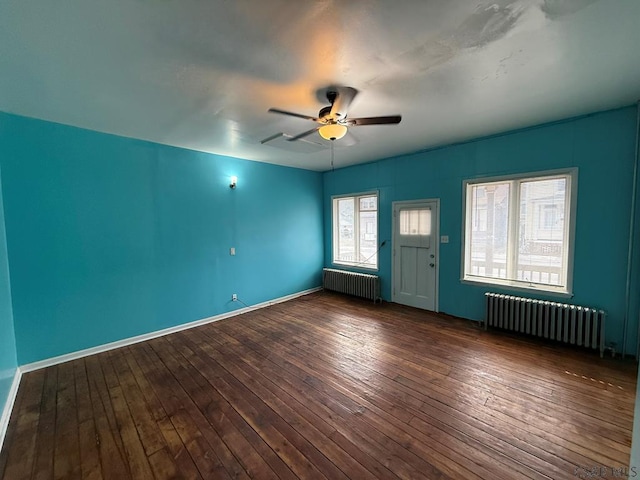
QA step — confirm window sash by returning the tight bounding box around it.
[463,172,574,294]
[332,193,378,269]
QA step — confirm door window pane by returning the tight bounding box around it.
[399,209,431,235]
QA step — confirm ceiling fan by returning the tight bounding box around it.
[261,86,401,144]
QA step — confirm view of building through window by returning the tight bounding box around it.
[465,173,573,292]
[333,193,378,269]
[518,178,567,285]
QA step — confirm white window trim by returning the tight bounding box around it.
[332,191,379,271]
[461,168,578,297]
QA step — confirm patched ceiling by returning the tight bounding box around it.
[1,0,639,171]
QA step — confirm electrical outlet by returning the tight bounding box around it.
[232,294,238,301]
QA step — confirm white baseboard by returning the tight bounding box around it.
[19,286,322,373]
[0,368,22,453]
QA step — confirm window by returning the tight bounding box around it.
[333,193,378,269]
[400,209,431,236]
[463,170,576,294]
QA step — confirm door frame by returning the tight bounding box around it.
[391,199,440,312]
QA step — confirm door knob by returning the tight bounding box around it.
[429,263,435,267]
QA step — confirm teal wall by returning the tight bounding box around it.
[0,160,17,422]
[323,106,640,355]
[0,106,637,365]
[0,112,324,365]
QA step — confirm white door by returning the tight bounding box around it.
[392,200,439,311]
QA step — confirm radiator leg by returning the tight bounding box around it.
[484,293,490,330]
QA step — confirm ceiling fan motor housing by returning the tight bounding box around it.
[319,105,333,120]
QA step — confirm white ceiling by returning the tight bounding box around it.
[1,0,639,171]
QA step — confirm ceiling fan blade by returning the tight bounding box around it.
[260,132,285,144]
[268,108,318,121]
[346,115,402,126]
[287,126,320,141]
[329,87,358,119]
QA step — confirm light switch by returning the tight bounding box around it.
[230,247,236,256]
[440,235,449,244]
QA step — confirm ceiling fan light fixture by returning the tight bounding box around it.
[318,124,347,141]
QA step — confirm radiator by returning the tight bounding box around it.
[323,268,381,302]
[484,292,606,357]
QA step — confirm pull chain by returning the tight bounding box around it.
[330,140,335,171]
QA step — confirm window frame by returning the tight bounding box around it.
[461,169,578,297]
[332,191,379,271]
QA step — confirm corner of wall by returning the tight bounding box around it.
[0,155,19,456]
[0,368,21,453]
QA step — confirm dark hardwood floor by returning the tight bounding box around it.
[0,291,637,479]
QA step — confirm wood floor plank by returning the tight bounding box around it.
[152,336,329,480]
[147,447,180,480]
[31,367,58,480]
[1,292,636,480]
[128,343,235,479]
[104,382,155,479]
[216,316,471,480]
[1,370,46,480]
[53,361,82,480]
[168,407,234,479]
[216,328,425,479]
[147,338,255,480]
[246,303,601,477]
[77,420,103,480]
[235,310,498,479]
[84,356,132,480]
[108,349,166,457]
[294,296,636,434]
[155,416,203,480]
[175,328,381,480]
[164,334,303,480]
[221,316,470,480]
[122,349,203,480]
[154,336,280,480]
[72,358,102,480]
